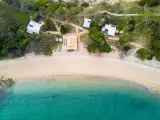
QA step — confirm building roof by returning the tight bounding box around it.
[101,24,116,36]
[63,33,78,50]
[27,20,42,34]
[83,18,91,28]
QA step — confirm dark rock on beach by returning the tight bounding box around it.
[0,76,15,92]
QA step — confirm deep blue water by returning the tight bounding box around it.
[0,77,160,120]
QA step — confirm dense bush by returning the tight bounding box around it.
[60,25,68,34]
[135,20,160,61]
[36,0,48,8]
[139,0,159,7]
[3,0,38,11]
[26,33,60,55]
[41,18,56,31]
[47,2,82,21]
[136,48,153,60]
[91,13,117,29]
[147,21,160,60]
[87,27,111,54]
[0,7,28,59]
[81,2,89,7]
[118,33,134,46]
[122,44,134,52]
[3,0,21,8]
[0,3,61,59]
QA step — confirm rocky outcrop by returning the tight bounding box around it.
[0,76,15,92]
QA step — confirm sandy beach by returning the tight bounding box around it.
[0,52,160,91]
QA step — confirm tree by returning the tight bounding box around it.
[36,0,48,8]
[87,27,111,54]
[26,33,60,55]
[145,21,160,61]
[60,25,68,34]
[47,2,60,13]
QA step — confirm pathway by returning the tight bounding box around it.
[98,11,160,17]
[46,19,89,52]
[130,42,144,48]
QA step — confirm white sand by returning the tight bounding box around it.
[0,53,160,91]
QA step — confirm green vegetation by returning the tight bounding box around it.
[47,2,83,21]
[147,21,160,60]
[26,33,60,56]
[36,0,48,8]
[60,24,68,34]
[0,4,28,59]
[87,27,111,54]
[136,48,153,60]
[11,8,29,24]
[3,0,38,11]
[133,20,160,61]
[106,2,144,14]
[0,3,61,59]
[0,3,29,24]
[81,2,89,8]
[122,44,134,52]
[1,0,160,61]
[90,11,160,61]
[139,0,159,7]
[41,18,56,31]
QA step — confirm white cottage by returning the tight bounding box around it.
[27,21,43,34]
[83,18,91,29]
[101,24,116,36]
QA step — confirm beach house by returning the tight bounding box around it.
[101,24,117,37]
[27,20,43,34]
[63,33,78,51]
[83,18,91,29]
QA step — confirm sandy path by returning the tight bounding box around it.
[0,53,160,91]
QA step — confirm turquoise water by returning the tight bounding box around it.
[0,77,160,120]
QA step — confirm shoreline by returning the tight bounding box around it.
[0,53,160,92]
[15,75,158,94]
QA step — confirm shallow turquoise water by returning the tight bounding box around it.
[0,77,160,120]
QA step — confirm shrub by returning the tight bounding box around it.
[41,18,56,31]
[36,0,48,8]
[26,33,60,56]
[139,0,159,7]
[44,50,53,56]
[122,44,134,52]
[136,48,153,61]
[81,2,89,7]
[60,25,68,34]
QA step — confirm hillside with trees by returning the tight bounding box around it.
[0,0,160,62]
[0,2,60,59]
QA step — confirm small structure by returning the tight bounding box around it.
[101,24,117,36]
[27,20,43,34]
[83,18,91,29]
[63,33,78,51]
